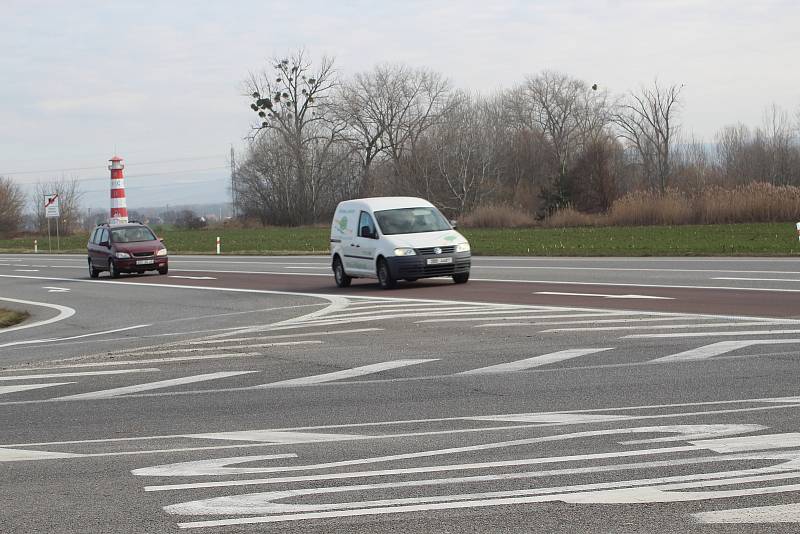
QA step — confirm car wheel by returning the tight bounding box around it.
[88,259,100,279]
[108,259,121,279]
[333,256,351,288]
[453,272,469,284]
[158,265,168,275]
[377,258,397,289]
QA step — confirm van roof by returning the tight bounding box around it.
[339,196,434,212]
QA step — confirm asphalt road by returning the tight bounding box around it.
[2,253,800,533]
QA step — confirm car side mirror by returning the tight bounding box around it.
[158,237,164,242]
[361,226,377,239]
[99,240,110,248]
[450,220,458,230]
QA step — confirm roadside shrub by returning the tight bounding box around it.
[460,205,536,228]
[543,206,601,228]
[608,189,694,226]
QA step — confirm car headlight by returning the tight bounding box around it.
[115,252,130,259]
[456,242,470,253]
[394,247,416,256]
[156,248,168,256]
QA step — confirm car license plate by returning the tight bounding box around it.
[426,257,453,265]
[136,259,154,265]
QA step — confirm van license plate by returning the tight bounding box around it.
[426,257,453,265]
[136,259,154,265]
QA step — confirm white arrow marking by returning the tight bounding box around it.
[0,382,74,395]
[535,291,674,300]
[43,286,70,292]
[257,359,437,388]
[694,503,800,523]
[459,348,613,374]
[169,276,217,280]
[55,371,256,400]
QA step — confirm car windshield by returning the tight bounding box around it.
[374,207,451,235]
[111,227,157,243]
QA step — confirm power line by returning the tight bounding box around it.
[14,166,230,186]
[0,155,227,176]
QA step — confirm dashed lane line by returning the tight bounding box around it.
[459,349,613,374]
[0,368,159,380]
[652,340,800,363]
[256,359,438,388]
[625,330,800,339]
[0,382,74,395]
[541,321,795,333]
[55,371,258,400]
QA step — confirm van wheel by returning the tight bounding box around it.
[377,258,397,289]
[108,259,121,279]
[88,259,100,279]
[333,257,351,288]
[453,272,469,284]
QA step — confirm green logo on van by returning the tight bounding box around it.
[443,234,458,242]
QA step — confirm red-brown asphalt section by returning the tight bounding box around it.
[110,271,800,318]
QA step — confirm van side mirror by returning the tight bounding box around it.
[361,226,376,239]
[449,220,458,230]
[99,240,110,248]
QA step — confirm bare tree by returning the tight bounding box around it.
[0,176,25,236]
[32,178,84,234]
[339,63,453,193]
[612,81,683,193]
[242,50,346,223]
[508,71,608,212]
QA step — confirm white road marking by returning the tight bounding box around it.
[258,359,437,388]
[459,349,612,374]
[714,277,800,282]
[0,448,84,461]
[626,330,800,339]
[652,339,800,363]
[54,371,257,400]
[421,312,653,324]
[468,277,800,293]
[43,286,70,292]
[535,291,674,300]
[0,382,74,395]
[0,368,159,380]
[168,276,217,280]
[0,297,75,334]
[693,503,800,523]
[192,328,382,343]
[0,324,151,348]
[541,321,791,333]
[126,340,323,354]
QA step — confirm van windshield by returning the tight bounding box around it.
[374,207,451,235]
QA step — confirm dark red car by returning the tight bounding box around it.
[87,222,168,278]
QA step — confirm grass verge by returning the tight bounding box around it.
[0,309,29,328]
[1,222,799,256]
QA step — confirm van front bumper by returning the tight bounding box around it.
[386,253,471,280]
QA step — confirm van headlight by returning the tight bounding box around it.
[115,252,130,259]
[456,242,470,253]
[156,248,168,256]
[394,247,416,256]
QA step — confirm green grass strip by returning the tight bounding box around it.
[0,222,798,256]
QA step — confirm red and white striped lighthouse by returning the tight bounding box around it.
[108,155,128,224]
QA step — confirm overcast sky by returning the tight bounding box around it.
[2,0,799,209]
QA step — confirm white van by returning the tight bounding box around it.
[330,197,471,289]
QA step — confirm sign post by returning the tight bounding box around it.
[44,194,60,253]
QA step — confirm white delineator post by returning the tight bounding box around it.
[34,240,38,253]
[216,236,221,255]
[109,156,128,224]
[796,222,800,242]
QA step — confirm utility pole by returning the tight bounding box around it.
[230,145,236,219]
